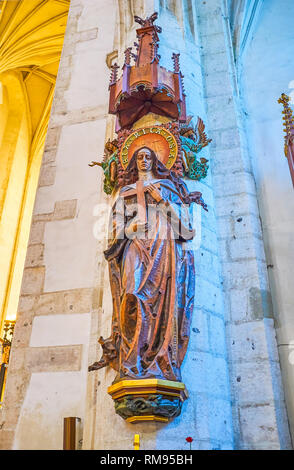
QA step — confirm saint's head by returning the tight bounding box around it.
[136,147,153,173]
[124,146,170,185]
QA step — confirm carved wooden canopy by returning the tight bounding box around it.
[108,12,186,130]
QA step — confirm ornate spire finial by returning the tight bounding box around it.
[278,93,294,148]
[150,34,160,63]
[180,72,186,96]
[134,12,162,67]
[278,93,294,185]
[134,12,162,33]
[124,47,132,66]
[109,63,119,86]
[172,53,180,73]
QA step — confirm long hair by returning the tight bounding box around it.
[124,147,208,210]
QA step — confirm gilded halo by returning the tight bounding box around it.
[120,126,178,170]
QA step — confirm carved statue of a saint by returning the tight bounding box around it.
[89,147,207,384]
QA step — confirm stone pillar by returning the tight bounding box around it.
[83,1,234,451]
[196,0,291,449]
[0,0,117,450]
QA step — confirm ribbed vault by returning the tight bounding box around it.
[0,0,70,159]
[0,0,70,330]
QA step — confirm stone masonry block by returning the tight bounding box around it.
[230,320,279,363]
[24,345,83,372]
[232,214,262,239]
[216,214,262,241]
[199,225,218,255]
[21,267,45,295]
[198,10,224,35]
[206,95,237,130]
[3,372,29,407]
[202,51,229,75]
[221,442,235,450]
[54,69,71,90]
[53,199,77,220]
[42,149,57,165]
[213,171,256,198]
[190,308,210,352]
[183,351,213,394]
[200,206,218,233]
[78,28,98,42]
[13,311,35,348]
[44,127,61,150]
[60,42,76,58]
[209,127,241,150]
[57,54,72,70]
[7,347,25,373]
[24,244,44,268]
[35,287,93,315]
[209,314,226,356]
[17,295,36,314]
[239,404,280,449]
[229,288,255,322]
[194,394,211,440]
[184,351,230,398]
[195,249,221,285]
[232,360,278,406]
[217,239,229,262]
[229,236,266,262]
[1,405,22,429]
[28,221,45,245]
[38,164,56,188]
[0,431,14,450]
[200,33,227,55]
[207,397,234,443]
[222,258,267,290]
[51,98,68,115]
[204,71,232,98]
[215,193,260,218]
[208,355,231,398]
[212,147,251,174]
[195,277,224,314]
[196,0,222,16]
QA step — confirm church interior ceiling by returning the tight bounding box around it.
[0,0,70,336]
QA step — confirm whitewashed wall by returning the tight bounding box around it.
[238,0,294,442]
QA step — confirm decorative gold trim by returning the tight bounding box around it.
[108,378,185,392]
[126,415,169,423]
[108,378,188,403]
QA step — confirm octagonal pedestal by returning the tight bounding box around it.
[108,379,188,423]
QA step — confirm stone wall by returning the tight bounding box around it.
[0,0,116,450]
[196,0,291,449]
[237,0,294,442]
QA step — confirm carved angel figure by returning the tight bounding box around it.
[89,139,118,195]
[180,117,211,180]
